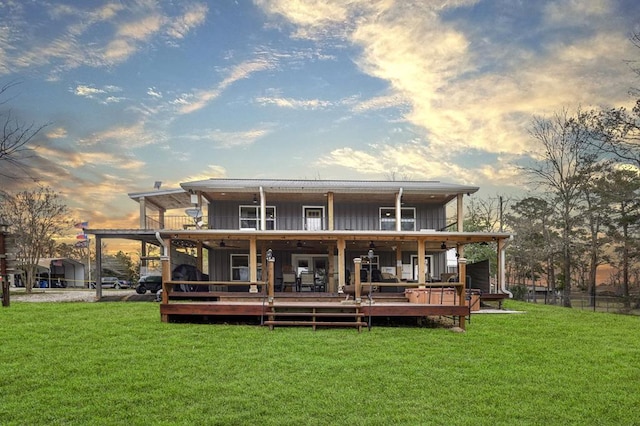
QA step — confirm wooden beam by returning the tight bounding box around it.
[337,238,346,289]
[327,192,334,231]
[249,237,257,293]
[417,238,425,285]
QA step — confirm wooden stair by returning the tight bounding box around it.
[263,303,367,331]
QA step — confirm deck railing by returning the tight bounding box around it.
[144,214,448,232]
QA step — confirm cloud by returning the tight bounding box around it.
[177,58,276,114]
[0,2,208,77]
[181,165,228,183]
[257,0,638,189]
[166,3,208,39]
[73,84,126,105]
[46,127,68,139]
[255,96,332,110]
[351,94,410,113]
[147,87,163,98]
[185,127,271,148]
[79,121,161,148]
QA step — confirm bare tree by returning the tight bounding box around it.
[0,187,72,293]
[0,81,48,182]
[522,109,602,307]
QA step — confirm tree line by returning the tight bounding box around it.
[463,105,640,309]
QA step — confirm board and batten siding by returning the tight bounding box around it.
[208,200,447,231]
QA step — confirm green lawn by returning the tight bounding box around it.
[0,301,638,425]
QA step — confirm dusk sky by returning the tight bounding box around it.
[2,0,640,232]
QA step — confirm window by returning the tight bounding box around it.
[239,206,275,230]
[379,207,416,231]
[230,254,262,281]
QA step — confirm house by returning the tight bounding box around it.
[88,178,512,329]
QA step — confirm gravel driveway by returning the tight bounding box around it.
[7,289,148,303]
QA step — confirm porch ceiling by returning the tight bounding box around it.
[157,229,511,253]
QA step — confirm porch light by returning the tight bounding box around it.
[369,241,375,249]
[296,241,302,249]
[440,242,447,250]
[266,249,273,260]
[253,194,257,204]
[219,240,226,248]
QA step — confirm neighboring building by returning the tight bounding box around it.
[88,178,512,297]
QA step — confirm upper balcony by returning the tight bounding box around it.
[143,213,447,233]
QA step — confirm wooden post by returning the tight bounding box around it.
[417,238,426,288]
[395,246,403,281]
[139,197,146,229]
[337,238,346,292]
[95,236,102,300]
[327,242,335,293]
[249,237,258,293]
[267,256,275,304]
[160,254,170,322]
[327,192,334,231]
[354,257,362,304]
[457,257,467,330]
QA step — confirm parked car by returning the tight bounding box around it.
[96,277,130,289]
[136,275,163,294]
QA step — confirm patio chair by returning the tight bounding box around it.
[282,273,297,292]
[299,272,315,292]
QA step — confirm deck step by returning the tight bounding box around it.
[266,312,365,317]
[264,320,367,327]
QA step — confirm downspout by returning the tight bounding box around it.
[499,236,513,297]
[395,187,403,232]
[259,186,266,231]
[155,232,168,257]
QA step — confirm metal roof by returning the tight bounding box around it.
[128,179,479,212]
[181,178,479,194]
[128,188,190,211]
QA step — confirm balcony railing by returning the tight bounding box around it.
[144,215,447,233]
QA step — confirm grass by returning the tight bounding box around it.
[0,301,638,425]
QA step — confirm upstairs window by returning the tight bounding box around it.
[239,206,276,230]
[379,207,416,231]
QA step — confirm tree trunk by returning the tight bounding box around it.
[563,226,572,308]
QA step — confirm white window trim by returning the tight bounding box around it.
[379,207,416,231]
[302,205,325,230]
[239,205,276,230]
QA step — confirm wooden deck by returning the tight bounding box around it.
[159,288,474,330]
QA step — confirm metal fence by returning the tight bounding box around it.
[522,292,640,314]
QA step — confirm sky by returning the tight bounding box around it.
[1,0,640,233]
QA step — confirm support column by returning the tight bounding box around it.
[457,257,467,330]
[139,197,147,229]
[249,237,258,293]
[196,242,203,271]
[267,256,275,304]
[327,242,335,293]
[457,193,464,232]
[95,236,102,300]
[417,238,426,287]
[160,253,170,321]
[396,247,402,281]
[354,258,362,304]
[327,192,334,231]
[337,238,346,291]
